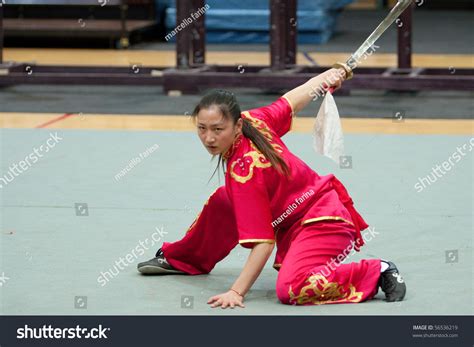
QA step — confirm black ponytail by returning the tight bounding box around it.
[241,119,290,176]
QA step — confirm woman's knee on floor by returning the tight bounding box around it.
[275,266,301,304]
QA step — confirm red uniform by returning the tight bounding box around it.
[162,97,381,305]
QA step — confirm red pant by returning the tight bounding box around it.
[162,187,381,305]
[276,220,380,305]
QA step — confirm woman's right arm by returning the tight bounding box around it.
[283,68,347,115]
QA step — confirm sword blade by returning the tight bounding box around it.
[347,0,413,69]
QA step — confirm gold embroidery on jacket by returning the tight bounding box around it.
[242,111,284,153]
[230,150,271,184]
[230,112,284,183]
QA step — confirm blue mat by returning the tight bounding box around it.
[165,9,340,32]
[162,0,354,44]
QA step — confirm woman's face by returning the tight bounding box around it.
[196,106,242,156]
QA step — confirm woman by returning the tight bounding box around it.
[138,67,406,308]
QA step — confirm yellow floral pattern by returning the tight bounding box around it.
[229,111,283,184]
[242,111,284,153]
[229,150,272,184]
[288,274,363,305]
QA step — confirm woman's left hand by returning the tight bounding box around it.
[207,290,245,309]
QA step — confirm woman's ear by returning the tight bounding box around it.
[236,118,243,134]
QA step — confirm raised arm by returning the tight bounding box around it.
[283,68,347,115]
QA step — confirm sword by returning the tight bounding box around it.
[333,0,414,79]
[314,0,414,163]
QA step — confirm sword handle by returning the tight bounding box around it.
[332,62,354,80]
[328,62,352,94]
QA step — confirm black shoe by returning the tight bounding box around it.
[137,249,185,275]
[379,261,406,302]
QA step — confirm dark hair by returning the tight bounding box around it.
[192,89,290,180]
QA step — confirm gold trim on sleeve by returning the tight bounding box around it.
[281,95,295,131]
[281,95,295,116]
[301,216,354,227]
[239,239,276,244]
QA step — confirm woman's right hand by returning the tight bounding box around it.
[320,68,346,92]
